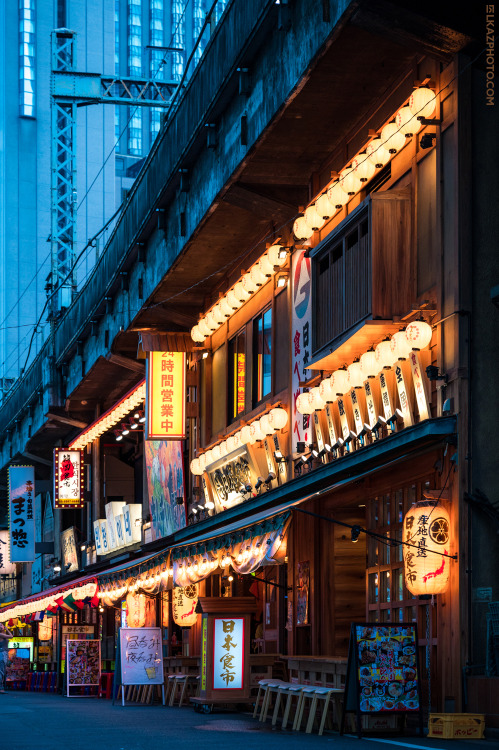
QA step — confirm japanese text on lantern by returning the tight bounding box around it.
[146,351,186,440]
[8,465,35,563]
[213,617,244,690]
[54,449,84,509]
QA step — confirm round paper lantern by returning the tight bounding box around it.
[251,263,268,286]
[126,593,146,627]
[204,312,218,332]
[366,138,390,168]
[327,180,348,209]
[296,392,313,415]
[220,296,233,317]
[307,387,325,411]
[270,407,288,429]
[232,431,242,449]
[226,289,242,310]
[347,360,364,389]
[267,244,287,268]
[259,413,275,435]
[190,458,202,476]
[405,321,432,350]
[319,377,336,403]
[212,443,222,461]
[340,166,361,196]
[316,192,335,219]
[396,105,421,137]
[375,339,397,370]
[360,350,378,378]
[212,303,226,325]
[403,502,451,595]
[240,425,252,444]
[191,325,205,343]
[380,122,406,154]
[330,369,349,395]
[409,87,436,120]
[198,453,207,472]
[304,204,325,231]
[219,440,228,457]
[241,272,258,295]
[197,318,211,337]
[234,280,250,303]
[293,216,314,240]
[354,154,375,183]
[172,584,199,627]
[249,420,265,442]
[390,330,412,361]
[204,449,214,466]
[259,253,274,276]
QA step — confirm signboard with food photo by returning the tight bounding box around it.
[340,623,423,738]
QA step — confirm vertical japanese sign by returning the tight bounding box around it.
[213,617,244,690]
[146,351,186,440]
[234,353,245,416]
[172,584,198,627]
[201,618,208,691]
[54,448,84,509]
[291,249,312,453]
[61,527,79,573]
[8,466,35,563]
[0,530,16,574]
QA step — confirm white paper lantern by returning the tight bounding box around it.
[308,386,325,411]
[251,263,268,286]
[409,87,436,120]
[259,253,275,276]
[204,449,214,466]
[296,392,313,415]
[319,377,336,403]
[396,105,422,137]
[249,420,265,442]
[270,407,288,429]
[198,453,207,472]
[353,154,375,183]
[267,244,287,267]
[198,318,211,337]
[360,350,378,378]
[212,303,226,325]
[390,330,412,360]
[380,122,406,154]
[259,413,275,435]
[191,325,205,343]
[190,458,202,475]
[403,502,451,595]
[240,425,252,444]
[220,296,233,317]
[304,204,326,231]
[366,138,391,168]
[232,431,242,449]
[226,289,241,310]
[293,216,314,240]
[375,339,396,370]
[219,440,228,457]
[330,369,349,395]
[340,166,361,196]
[316,192,335,219]
[347,360,364,389]
[205,312,219,332]
[327,180,348,209]
[241,272,258,295]
[405,321,432,350]
[234,280,250,303]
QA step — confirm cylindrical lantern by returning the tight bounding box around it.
[330,369,349,395]
[240,425,252,444]
[220,296,232,317]
[251,263,268,286]
[126,593,146,628]
[198,318,211,337]
[219,440,228,457]
[307,386,325,411]
[241,272,258,295]
[396,105,421,137]
[232,431,242,449]
[212,443,222,461]
[270,407,288,429]
[316,192,335,219]
[360,350,378,378]
[293,216,314,240]
[226,289,242,310]
[204,312,218,332]
[296,392,313,415]
[226,435,235,453]
[259,413,275,435]
[347,360,364,389]
[380,122,406,154]
[319,377,336,403]
[212,303,226,325]
[172,584,199,627]
[249,420,265,442]
[204,449,214,466]
[403,502,451,595]
[409,87,436,120]
[191,325,205,343]
[375,339,396,370]
[354,154,375,183]
[366,138,390,168]
[234,280,250,303]
[267,244,287,267]
[198,453,207,472]
[304,204,326,231]
[405,320,432,350]
[390,330,412,361]
[190,458,202,476]
[327,180,348,209]
[340,166,361,196]
[259,253,274,276]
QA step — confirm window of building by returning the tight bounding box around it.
[19,0,36,117]
[172,1,185,81]
[253,306,272,406]
[128,107,142,155]
[115,0,120,75]
[128,0,142,76]
[228,329,246,422]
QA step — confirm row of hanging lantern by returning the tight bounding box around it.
[190,406,288,475]
[98,566,173,602]
[191,244,288,344]
[296,320,432,416]
[293,86,437,240]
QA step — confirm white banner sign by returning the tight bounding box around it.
[291,249,312,453]
[213,617,244,690]
[0,530,16,575]
[8,465,35,563]
[119,627,164,685]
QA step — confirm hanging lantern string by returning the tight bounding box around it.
[403,464,454,547]
[294,506,457,560]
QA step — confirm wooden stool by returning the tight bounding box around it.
[259,680,286,723]
[292,685,317,731]
[179,674,199,707]
[253,679,273,719]
[277,684,304,729]
[169,674,186,706]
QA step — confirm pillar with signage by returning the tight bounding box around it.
[193,597,257,708]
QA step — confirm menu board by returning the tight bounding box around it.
[341,623,423,738]
[66,639,101,697]
[119,627,164,686]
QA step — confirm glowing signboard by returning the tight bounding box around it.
[146,351,186,440]
[54,449,85,509]
[213,617,244,690]
[8,466,35,563]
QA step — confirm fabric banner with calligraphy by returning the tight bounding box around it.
[291,249,312,453]
[8,466,35,563]
[54,449,85,509]
[146,351,186,440]
[119,627,164,685]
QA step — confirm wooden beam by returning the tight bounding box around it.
[45,410,88,429]
[106,352,145,373]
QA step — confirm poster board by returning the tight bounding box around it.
[340,622,423,738]
[66,639,101,697]
[118,627,165,706]
[7,637,33,684]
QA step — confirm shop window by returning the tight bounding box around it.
[211,343,227,435]
[253,306,272,406]
[228,329,246,422]
[274,288,289,394]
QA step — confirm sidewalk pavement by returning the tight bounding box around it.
[0,691,497,750]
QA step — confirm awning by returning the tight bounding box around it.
[97,548,172,604]
[0,576,98,622]
[139,332,197,353]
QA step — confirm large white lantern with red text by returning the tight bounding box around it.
[403,502,451,596]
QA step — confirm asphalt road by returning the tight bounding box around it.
[0,691,497,750]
